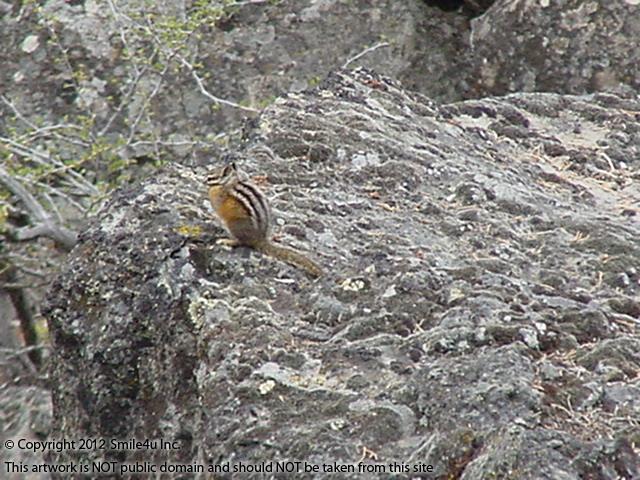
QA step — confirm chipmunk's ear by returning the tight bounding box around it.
[222,162,236,176]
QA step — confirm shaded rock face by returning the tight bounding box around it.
[3,0,639,164]
[0,0,470,145]
[469,0,640,96]
[45,69,640,478]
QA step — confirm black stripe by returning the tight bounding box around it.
[237,182,270,233]
[231,188,260,229]
[206,175,220,186]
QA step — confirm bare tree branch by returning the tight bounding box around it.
[0,166,78,250]
[2,94,90,147]
[126,61,172,145]
[98,65,150,137]
[1,136,99,196]
[107,1,259,114]
[342,42,390,69]
[0,260,42,369]
[180,55,260,113]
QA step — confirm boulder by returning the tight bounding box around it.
[469,0,640,96]
[45,68,640,479]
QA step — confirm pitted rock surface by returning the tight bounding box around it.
[45,69,640,479]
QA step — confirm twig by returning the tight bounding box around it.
[179,56,260,113]
[0,166,78,250]
[105,0,143,76]
[108,1,259,113]
[126,60,171,145]
[342,42,390,69]
[128,139,204,148]
[36,180,88,214]
[1,137,99,196]
[42,191,63,222]
[0,345,49,359]
[11,265,48,279]
[2,96,90,147]
[0,262,43,368]
[5,251,56,273]
[231,0,271,5]
[99,65,150,137]
[1,95,39,130]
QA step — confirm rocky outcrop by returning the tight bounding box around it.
[4,0,640,159]
[0,0,470,146]
[45,69,640,479]
[3,1,640,477]
[469,0,640,96]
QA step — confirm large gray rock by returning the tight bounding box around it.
[0,0,469,148]
[469,0,640,96]
[44,69,640,479]
[4,0,639,169]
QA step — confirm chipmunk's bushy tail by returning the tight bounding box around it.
[258,242,323,277]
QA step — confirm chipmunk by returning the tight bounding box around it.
[206,162,323,277]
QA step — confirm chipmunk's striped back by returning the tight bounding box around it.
[206,161,322,277]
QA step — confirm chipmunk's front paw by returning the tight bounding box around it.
[216,238,240,248]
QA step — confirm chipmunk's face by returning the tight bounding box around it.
[206,162,239,188]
